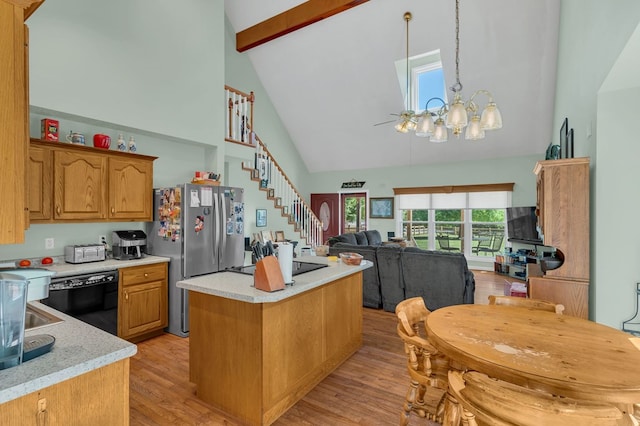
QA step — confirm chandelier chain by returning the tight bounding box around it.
[452,0,462,93]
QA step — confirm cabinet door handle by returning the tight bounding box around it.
[37,398,48,426]
[111,207,115,214]
[56,206,60,215]
[144,273,149,277]
[125,291,128,301]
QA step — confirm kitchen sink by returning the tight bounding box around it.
[25,303,63,330]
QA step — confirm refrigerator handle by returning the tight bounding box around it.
[213,190,220,264]
[220,191,227,253]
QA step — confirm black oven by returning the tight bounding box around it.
[41,270,119,335]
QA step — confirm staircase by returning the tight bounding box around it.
[226,86,323,247]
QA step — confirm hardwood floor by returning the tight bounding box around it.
[129,271,506,425]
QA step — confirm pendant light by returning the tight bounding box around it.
[394,12,417,134]
[412,0,503,141]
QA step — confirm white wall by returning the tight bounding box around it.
[553,0,640,326]
[0,0,229,261]
[595,23,640,327]
[28,0,224,152]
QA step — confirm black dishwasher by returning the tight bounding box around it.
[41,270,119,335]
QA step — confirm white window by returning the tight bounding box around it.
[396,190,511,260]
[395,49,447,113]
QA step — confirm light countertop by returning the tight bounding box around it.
[7,255,170,278]
[177,256,372,303]
[0,302,137,404]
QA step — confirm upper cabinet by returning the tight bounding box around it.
[0,0,43,244]
[109,156,153,220]
[29,139,157,223]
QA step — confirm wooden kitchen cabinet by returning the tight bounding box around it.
[29,139,157,222]
[27,144,51,220]
[53,149,108,220]
[118,262,168,342]
[109,156,153,220]
[530,157,590,318]
[0,358,129,425]
[0,1,30,243]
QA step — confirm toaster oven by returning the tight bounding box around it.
[64,244,106,264]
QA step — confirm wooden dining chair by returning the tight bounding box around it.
[488,295,565,315]
[447,370,627,426]
[396,297,449,425]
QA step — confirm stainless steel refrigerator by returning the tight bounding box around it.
[146,184,245,337]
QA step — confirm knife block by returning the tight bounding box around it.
[254,256,285,292]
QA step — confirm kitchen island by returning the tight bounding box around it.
[178,257,371,425]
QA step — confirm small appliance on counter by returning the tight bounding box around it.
[112,230,147,260]
[64,244,106,264]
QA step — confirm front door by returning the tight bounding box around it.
[311,193,340,241]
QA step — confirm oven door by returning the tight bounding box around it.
[41,271,119,335]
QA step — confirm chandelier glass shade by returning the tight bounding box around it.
[396,0,502,142]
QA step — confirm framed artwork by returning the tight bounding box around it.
[261,230,273,242]
[256,209,267,227]
[275,231,285,242]
[370,197,394,219]
[560,117,568,159]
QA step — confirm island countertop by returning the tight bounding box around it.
[177,256,372,303]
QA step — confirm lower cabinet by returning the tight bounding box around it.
[0,359,129,425]
[118,262,168,342]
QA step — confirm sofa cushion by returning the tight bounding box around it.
[364,230,382,246]
[401,248,474,311]
[331,233,358,245]
[354,231,368,245]
[376,245,404,312]
[329,243,381,308]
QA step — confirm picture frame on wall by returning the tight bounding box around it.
[370,197,394,219]
[256,209,267,227]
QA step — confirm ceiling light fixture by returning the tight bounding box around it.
[411,0,503,142]
[394,12,417,134]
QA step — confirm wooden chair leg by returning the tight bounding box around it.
[441,390,461,426]
[401,380,419,425]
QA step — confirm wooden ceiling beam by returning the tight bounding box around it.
[236,0,369,52]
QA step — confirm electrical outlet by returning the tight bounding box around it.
[45,238,55,250]
[98,235,107,244]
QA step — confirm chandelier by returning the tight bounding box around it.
[397,0,502,142]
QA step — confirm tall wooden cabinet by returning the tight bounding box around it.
[529,158,590,318]
[29,139,157,223]
[1,1,27,243]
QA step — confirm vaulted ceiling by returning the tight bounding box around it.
[225,0,560,173]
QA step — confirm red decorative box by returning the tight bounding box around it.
[41,118,59,141]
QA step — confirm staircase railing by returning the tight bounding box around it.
[225,85,254,146]
[243,134,323,247]
[226,86,323,247]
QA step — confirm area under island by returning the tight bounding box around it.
[177,257,371,425]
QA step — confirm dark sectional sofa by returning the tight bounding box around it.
[328,230,475,312]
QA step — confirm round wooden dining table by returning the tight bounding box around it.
[426,304,640,408]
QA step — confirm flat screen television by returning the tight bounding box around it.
[505,206,543,245]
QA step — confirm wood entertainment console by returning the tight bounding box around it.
[529,158,590,318]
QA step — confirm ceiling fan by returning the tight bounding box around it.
[374,12,417,130]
